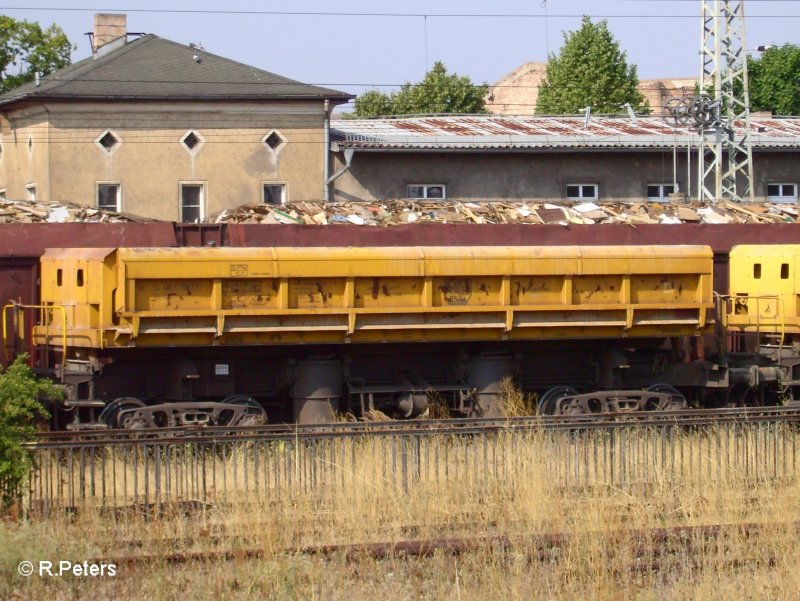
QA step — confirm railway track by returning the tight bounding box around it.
[32,404,800,447]
[88,519,798,567]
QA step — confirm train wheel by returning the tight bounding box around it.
[220,394,267,426]
[538,386,578,415]
[645,383,687,411]
[99,397,145,429]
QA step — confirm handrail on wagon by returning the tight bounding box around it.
[2,303,67,377]
[722,293,786,357]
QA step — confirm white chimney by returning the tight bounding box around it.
[93,13,127,58]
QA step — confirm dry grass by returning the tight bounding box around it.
[5,426,800,600]
[497,377,536,417]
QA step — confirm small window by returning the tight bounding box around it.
[0,189,6,201]
[262,130,286,153]
[95,130,121,154]
[180,130,205,155]
[407,184,446,200]
[56,269,63,287]
[97,183,121,211]
[754,263,762,279]
[767,183,797,203]
[781,263,790,279]
[183,132,200,150]
[180,183,204,223]
[566,183,598,201]
[647,183,676,200]
[76,269,84,287]
[263,183,286,205]
[25,184,36,201]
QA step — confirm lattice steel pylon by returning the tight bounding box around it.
[699,0,754,202]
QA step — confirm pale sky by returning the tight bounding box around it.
[2,1,798,110]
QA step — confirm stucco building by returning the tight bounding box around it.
[0,14,351,221]
[486,61,695,116]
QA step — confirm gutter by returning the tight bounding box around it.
[323,100,330,201]
[325,146,355,201]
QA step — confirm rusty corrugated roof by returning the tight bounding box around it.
[331,115,800,151]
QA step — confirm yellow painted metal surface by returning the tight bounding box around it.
[33,245,715,349]
[727,245,800,335]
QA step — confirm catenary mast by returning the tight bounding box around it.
[698,0,754,202]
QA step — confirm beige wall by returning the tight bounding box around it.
[0,100,327,220]
[0,107,51,201]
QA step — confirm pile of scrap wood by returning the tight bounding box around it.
[1,197,797,225]
[207,199,800,226]
[0,199,140,224]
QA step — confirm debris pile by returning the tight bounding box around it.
[208,199,800,226]
[1,197,799,225]
[0,199,139,224]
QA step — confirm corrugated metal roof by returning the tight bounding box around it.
[0,35,352,107]
[331,115,800,151]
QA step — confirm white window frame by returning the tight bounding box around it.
[25,183,36,201]
[97,182,121,212]
[180,130,205,157]
[566,183,598,201]
[0,189,6,201]
[262,182,287,205]
[766,182,797,203]
[179,182,206,223]
[407,184,446,200]
[94,129,123,156]
[647,183,676,201]
[261,129,286,155]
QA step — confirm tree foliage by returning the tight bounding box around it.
[747,44,800,116]
[0,16,73,94]
[351,61,488,117]
[536,16,648,115]
[0,355,61,506]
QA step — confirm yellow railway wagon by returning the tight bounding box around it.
[728,244,800,336]
[33,245,714,349]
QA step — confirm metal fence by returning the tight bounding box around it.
[25,417,800,518]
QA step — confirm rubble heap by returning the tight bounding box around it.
[208,199,800,226]
[0,199,139,224]
[1,197,799,225]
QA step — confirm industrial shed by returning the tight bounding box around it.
[329,115,800,204]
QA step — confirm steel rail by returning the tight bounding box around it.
[28,407,800,449]
[89,519,799,567]
[35,404,800,440]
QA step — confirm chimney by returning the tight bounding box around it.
[93,13,127,57]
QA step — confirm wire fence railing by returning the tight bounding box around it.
[24,418,800,519]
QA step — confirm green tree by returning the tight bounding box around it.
[352,89,394,118]
[0,16,73,94]
[747,44,800,116]
[0,355,61,506]
[351,61,487,117]
[536,16,648,115]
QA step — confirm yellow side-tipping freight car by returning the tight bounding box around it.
[26,245,718,426]
[34,245,714,348]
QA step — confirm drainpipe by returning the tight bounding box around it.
[323,99,331,201]
[326,148,355,201]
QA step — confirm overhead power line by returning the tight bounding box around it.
[0,6,798,18]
